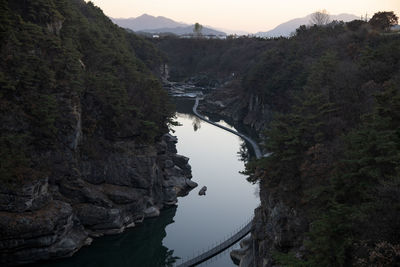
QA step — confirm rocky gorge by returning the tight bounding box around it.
[2,1,398,266]
[0,131,196,266]
[0,0,197,265]
[195,86,307,267]
[152,12,400,267]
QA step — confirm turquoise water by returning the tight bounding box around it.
[32,98,259,267]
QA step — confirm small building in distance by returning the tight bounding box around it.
[391,24,400,32]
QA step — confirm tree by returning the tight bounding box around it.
[193,22,203,37]
[310,9,331,26]
[369,11,398,31]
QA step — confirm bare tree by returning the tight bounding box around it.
[310,9,331,26]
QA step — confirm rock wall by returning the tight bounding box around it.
[0,1,196,265]
[250,179,309,267]
[199,82,273,133]
[0,132,195,266]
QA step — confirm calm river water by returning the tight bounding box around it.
[33,98,259,267]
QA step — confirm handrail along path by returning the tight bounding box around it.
[176,97,262,267]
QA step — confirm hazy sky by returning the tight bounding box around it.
[89,0,400,32]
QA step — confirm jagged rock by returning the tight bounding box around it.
[0,177,49,212]
[231,237,253,266]
[165,165,183,177]
[172,155,192,177]
[247,185,309,266]
[186,179,198,188]
[163,133,178,153]
[74,204,125,231]
[199,186,207,196]
[172,155,190,170]
[164,159,174,168]
[163,187,177,203]
[0,201,89,266]
[0,2,197,265]
[101,184,146,205]
[143,206,160,218]
[81,154,160,189]
[59,179,113,207]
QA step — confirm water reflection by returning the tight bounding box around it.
[164,98,259,267]
[33,97,259,267]
[237,142,250,163]
[30,207,178,267]
[192,116,202,131]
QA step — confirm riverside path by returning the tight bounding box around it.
[175,97,262,267]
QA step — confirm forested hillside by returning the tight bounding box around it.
[154,36,273,82]
[242,15,400,267]
[0,1,194,265]
[155,12,400,266]
[0,0,170,185]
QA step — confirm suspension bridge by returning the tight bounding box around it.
[175,97,262,266]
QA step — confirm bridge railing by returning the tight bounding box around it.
[174,98,260,267]
[175,216,254,267]
[192,97,262,160]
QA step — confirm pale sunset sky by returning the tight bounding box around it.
[89,0,400,32]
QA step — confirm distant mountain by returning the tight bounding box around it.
[256,13,359,37]
[140,25,225,36]
[112,14,226,36]
[112,14,188,31]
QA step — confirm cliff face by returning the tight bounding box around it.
[199,81,273,134]
[251,181,309,266]
[0,0,196,265]
[0,103,194,265]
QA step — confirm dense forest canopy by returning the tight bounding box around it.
[0,0,172,185]
[154,11,400,266]
[0,1,398,265]
[243,13,400,267]
[153,36,273,83]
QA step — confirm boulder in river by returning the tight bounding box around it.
[199,186,207,196]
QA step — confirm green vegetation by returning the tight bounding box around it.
[0,0,172,184]
[193,22,203,37]
[242,14,400,266]
[369,11,399,31]
[1,1,398,264]
[155,10,400,266]
[153,36,273,82]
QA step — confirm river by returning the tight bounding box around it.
[32,98,259,267]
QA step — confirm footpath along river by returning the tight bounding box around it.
[32,98,259,267]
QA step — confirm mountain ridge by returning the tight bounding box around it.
[112,14,228,36]
[256,13,359,37]
[137,25,226,36]
[112,13,188,31]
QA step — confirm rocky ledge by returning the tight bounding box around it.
[198,81,273,133]
[0,133,196,266]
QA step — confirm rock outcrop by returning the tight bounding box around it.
[0,133,195,266]
[199,81,273,133]
[198,186,207,196]
[249,179,309,267]
[0,1,196,265]
[230,237,254,266]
